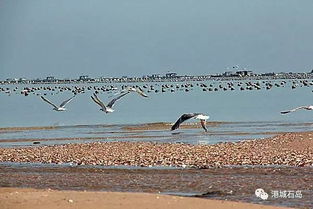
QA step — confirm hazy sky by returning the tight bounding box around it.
[1,0,313,79]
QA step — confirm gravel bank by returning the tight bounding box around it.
[0,132,312,168]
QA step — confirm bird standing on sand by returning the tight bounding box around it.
[40,95,75,111]
[171,113,209,132]
[281,105,313,114]
[91,92,129,113]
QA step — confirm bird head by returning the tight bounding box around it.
[196,115,209,120]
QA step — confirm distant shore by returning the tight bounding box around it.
[2,71,313,85]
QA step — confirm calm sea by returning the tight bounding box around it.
[1,80,313,147]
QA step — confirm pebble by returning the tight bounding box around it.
[0,132,312,168]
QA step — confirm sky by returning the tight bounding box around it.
[1,0,313,79]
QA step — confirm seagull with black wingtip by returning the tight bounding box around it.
[171,113,209,132]
[91,92,130,113]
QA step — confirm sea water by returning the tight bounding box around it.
[0,80,312,147]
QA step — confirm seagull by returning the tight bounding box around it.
[119,87,148,97]
[281,105,313,114]
[171,113,209,132]
[40,95,75,111]
[91,92,129,113]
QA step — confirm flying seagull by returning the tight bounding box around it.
[171,113,209,132]
[117,86,148,97]
[40,95,75,111]
[281,105,313,114]
[91,92,129,113]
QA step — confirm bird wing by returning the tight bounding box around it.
[280,110,291,114]
[200,119,208,132]
[40,96,58,109]
[118,87,148,98]
[171,113,197,131]
[60,95,75,107]
[91,94,107,109]
[280,106,308,114]
[107,92,129,108]
[135,88,148,97]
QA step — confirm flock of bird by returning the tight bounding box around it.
[2,79,313,97]
[39,87,210,132]
[1,80,313,132]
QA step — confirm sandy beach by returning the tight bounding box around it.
[0,187,291,209]
[2,0,313,208]
[0,131,313,208]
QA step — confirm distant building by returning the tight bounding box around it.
[235,71,253,77]
[44,76,56,82]
[149,74,161,79]
[165,72,177,78]
[78,75,89,81]
[223,71,235,77]
[261,72,276,76]
[6,78,18,83]
[18,78,28,83]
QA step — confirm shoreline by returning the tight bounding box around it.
[1,120,313,131]
[1,164,312,208]
[0,121,231,131]
[2,72,313,85]
[0,188,292,209]
[1,131,312,208]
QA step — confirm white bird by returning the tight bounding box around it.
[171,113,209,132]
[91,92,129,113]
[40,95,75,111]
[281,105,313,114]
[119,86,148,97]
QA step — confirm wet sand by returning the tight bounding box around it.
[0,126,57,132]
[122,121,228,130]
[0,132,281,143]
[0,187,291,209]
[0,164,312,208]
[0,131,312,208]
